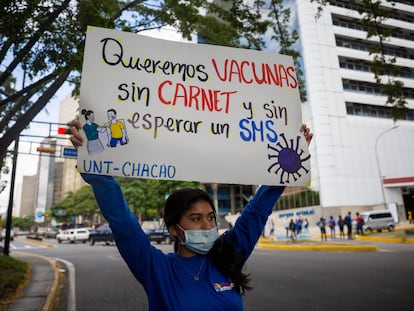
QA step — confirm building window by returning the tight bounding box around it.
[336,35,414,61]
[274,189,320,210]
[342,79,414,100]
[346,102,414,121]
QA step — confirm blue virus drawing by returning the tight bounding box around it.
[267,133,310,184]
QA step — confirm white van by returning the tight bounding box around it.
[361,210,396,233]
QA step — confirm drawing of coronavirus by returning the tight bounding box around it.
[267,133,310,184]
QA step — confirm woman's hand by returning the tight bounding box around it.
[69,119,84,148]
[300,124,313,146]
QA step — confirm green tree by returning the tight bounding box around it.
[310,0,407,120]
[50,185,99,223]
[71,186,100,224]
[10,216,36,231]
[117,177,201,221]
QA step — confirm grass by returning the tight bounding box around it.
[0,255,29,310]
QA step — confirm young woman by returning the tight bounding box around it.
[70,120,312,311]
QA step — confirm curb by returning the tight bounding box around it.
[353,235,414,244]
[257,242,378,252]
[15,237,54,248]
[41,258,62,311]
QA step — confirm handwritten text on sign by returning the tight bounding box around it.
[78,26,310,186]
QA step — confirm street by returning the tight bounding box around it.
[6,237,414,311]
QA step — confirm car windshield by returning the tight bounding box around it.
[97,224,111,231]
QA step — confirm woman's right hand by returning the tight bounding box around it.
[70,119,84,148]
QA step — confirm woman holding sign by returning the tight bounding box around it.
[70,120,312,311]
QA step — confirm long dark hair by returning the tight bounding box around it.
[163,188,252,294]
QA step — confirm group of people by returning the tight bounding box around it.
[317,211,365,241]
[283,218,310,240]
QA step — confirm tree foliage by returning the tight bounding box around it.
[310,0,407,120]
[9,216,36,230]
[0,0,306,168]
[50,185,98,223]
[117,177,201,221]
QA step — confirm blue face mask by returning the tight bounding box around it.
[177,225,219,255]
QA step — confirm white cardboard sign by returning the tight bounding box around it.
[77,26,310,186]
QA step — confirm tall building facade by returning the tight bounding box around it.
[17,96,83,221]
[19,175,37,218]
[59,96,85,198]
[296,0,414,219]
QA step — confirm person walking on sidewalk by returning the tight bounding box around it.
[289,219,296,241]
[345,211,353,240]
[70,121,313,311]
[317,217,327,241]
[337,215,345,239]
[355,212,364,235]
[328,216,336,239]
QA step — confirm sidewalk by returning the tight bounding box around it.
[257,224,414,251]
[6,252,61,311]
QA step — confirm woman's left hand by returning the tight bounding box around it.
[300,124,313,146]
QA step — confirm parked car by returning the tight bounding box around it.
[146,226,173,244]
[56,228,90,243]
[0,228,14,241]
[89,224,114,245]
[361,210,396,233]
[43,228,58,239]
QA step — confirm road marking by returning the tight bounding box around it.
[54,258,76,311]
[378,248,394,252]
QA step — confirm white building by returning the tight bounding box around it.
[296,0,414,219]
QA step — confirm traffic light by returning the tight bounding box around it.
[36,147,56,154]
[58,127,72,135]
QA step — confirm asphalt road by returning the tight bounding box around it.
[244,245,414,310]
[8,237,414,311]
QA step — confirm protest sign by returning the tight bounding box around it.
[77,26,310,186]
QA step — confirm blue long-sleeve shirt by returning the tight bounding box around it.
[82,174,284,311]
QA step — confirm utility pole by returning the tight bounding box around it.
[3,137,19,256]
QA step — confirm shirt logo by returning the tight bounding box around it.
[213,281,235,292]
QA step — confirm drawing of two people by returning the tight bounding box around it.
[81,108,128,155]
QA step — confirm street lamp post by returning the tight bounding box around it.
[374,125,398,209]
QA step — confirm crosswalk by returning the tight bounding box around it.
[1,242,48,250]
